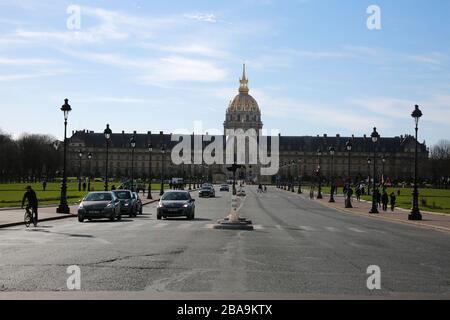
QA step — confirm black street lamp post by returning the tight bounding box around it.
[369,127,380,214]
[78,150,83,192]
[160,145,165,196]
[317,148,323,199]
[367,158,371,196]
[297,159,303,194]
[130,135,136,191]
[291,161,296,192]
[410,105,423,221]
[147,143,153,199]
[329,146,335,203]
[104,124,112,191]
[87,152,92,192]
[57,99,71,214]
[345,140,353,208]
[188,163,192,190]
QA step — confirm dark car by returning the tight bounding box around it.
[77,192,121,222]
[219,184,230,192]
[133,192,143,215]
[199,186,215,198]
[157,191,195,220]
[112,190,137,217]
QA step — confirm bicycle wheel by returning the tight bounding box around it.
[24,210,31,228]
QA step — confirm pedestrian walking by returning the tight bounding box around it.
[390,192,396,212]
[42,180,47,191]
[82,181,87,192]
[355,187,361,202]
[381,191,388,211]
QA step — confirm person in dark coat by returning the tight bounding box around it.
[390,192,396,212]
[355,187,361,201]
[381,191,389,211]
[21,186,39,224]
[42,180,47,191]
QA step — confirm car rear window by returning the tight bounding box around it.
[113,191,131,199]
[84,193,112,201]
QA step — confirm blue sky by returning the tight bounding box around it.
[0,0,449,146]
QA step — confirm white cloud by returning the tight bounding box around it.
[0,57,59,66]
[184,13,217,23]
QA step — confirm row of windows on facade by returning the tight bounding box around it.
[226,114,261,122]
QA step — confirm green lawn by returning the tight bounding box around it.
[0,182,169,208]
[306,185,450,214]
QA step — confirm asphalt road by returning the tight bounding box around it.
[0,186,449,298]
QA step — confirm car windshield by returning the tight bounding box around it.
[113,191,131,199]
[84,193,112,201]
[162,192,190,201]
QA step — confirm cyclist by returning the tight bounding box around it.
[21,185,38,226]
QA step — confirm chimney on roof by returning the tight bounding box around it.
[133,130,136,135]
[363,134,366,139]
[336,134,340,138]
[323,134,327,138]
[122,130,125,134]
[160,131,163,135]
[147,131,151,135]
[352,134,354,139]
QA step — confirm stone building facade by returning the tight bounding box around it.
[67,66,429,185]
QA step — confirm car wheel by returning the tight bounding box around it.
[157,214,162,220]
[117,215,122,221]
[78,215,84,223]
[109,216,115,221]
[139,208,143,215]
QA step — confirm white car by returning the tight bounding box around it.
[236,188,246,197]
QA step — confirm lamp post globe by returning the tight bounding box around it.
[345,139,353,208]
[56,98,72,214]
[317,148,323,199]
[410,105,423,221]
[147,143,153,199]
[328,146,335,203]
[103,124,112,191]
[369,127,380,214]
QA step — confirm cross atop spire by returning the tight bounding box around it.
[239,63,249,94]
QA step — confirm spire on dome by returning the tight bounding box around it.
[239,63,249,94]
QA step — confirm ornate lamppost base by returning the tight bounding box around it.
[56,204,70,214]
[409,211,422,221]
[329,197,335,203]
[345,199,353,208]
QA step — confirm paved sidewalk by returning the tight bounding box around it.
[279,188,450,233]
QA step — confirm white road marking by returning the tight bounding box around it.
[177,223,193,229]
[275,225,283,230]
[253,224,264,230]
[325,227,339,232]
[348,227,366,233]
[153,223,168,229]
[300,225,315,231]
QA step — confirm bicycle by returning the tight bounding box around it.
[24,206,37,228]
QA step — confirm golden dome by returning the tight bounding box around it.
[227,64,260,113]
